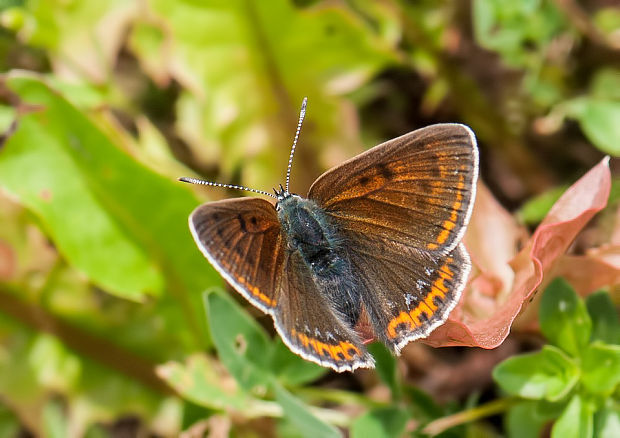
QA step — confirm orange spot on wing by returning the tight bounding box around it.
[387,311,415,339]
[409,301,434,326]
[427,175,466,249]
[385,259,457,339]
[236,276,276,307]
[290,330,360,362]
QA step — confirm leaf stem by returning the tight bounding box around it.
[423,397,518,436]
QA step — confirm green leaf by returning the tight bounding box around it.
[540,278,592,355]
[204,291,273,391]
[273,383,341,438]
[156,354,248,411]
[269,338,327,387]
[593,408,620,438]
[493,345,579,401]
[0,73,219,307]
[551,394,593,438]
[586,290,620,344]
[565,98,620,156]
[581,343,620,395]
[351,407,409,438]
[367,342,400,399]
[506,400,563,438]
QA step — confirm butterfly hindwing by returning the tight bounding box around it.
[308,124,478,254]
[344,234,470,354]
[272,250,374,372]
[189,198,284,313]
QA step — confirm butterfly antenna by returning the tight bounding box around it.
[178,177,277,199]
[285,97,307,194]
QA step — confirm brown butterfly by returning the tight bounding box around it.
[181,98,478,372]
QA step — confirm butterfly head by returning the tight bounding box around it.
[274,184,289,202]
[274,184,304,212]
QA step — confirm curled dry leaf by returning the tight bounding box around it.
[553,254,619,297]
[424,157,612,348]
[554,203,620,296]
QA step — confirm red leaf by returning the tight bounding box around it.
[424,157,612,348]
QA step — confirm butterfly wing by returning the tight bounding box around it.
[190,197,373,371]
[346,232,470,353]
[189,198,284,313]
[308,124,478,254]
[308,123,477,352]
[273,250,374,372]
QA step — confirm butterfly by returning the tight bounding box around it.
[181,98,478,372]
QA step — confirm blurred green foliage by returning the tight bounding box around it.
[0,0,618,436]
[493,280,620,438]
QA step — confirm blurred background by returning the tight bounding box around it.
[0,0,618,436]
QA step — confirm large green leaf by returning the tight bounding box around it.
[42,398,67,438]
[0,73,219,343]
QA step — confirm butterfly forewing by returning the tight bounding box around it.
[189,197,374,372]
[189,198,284,313]
[308,124,478,254]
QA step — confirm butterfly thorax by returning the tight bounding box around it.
[276,194,343,278]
